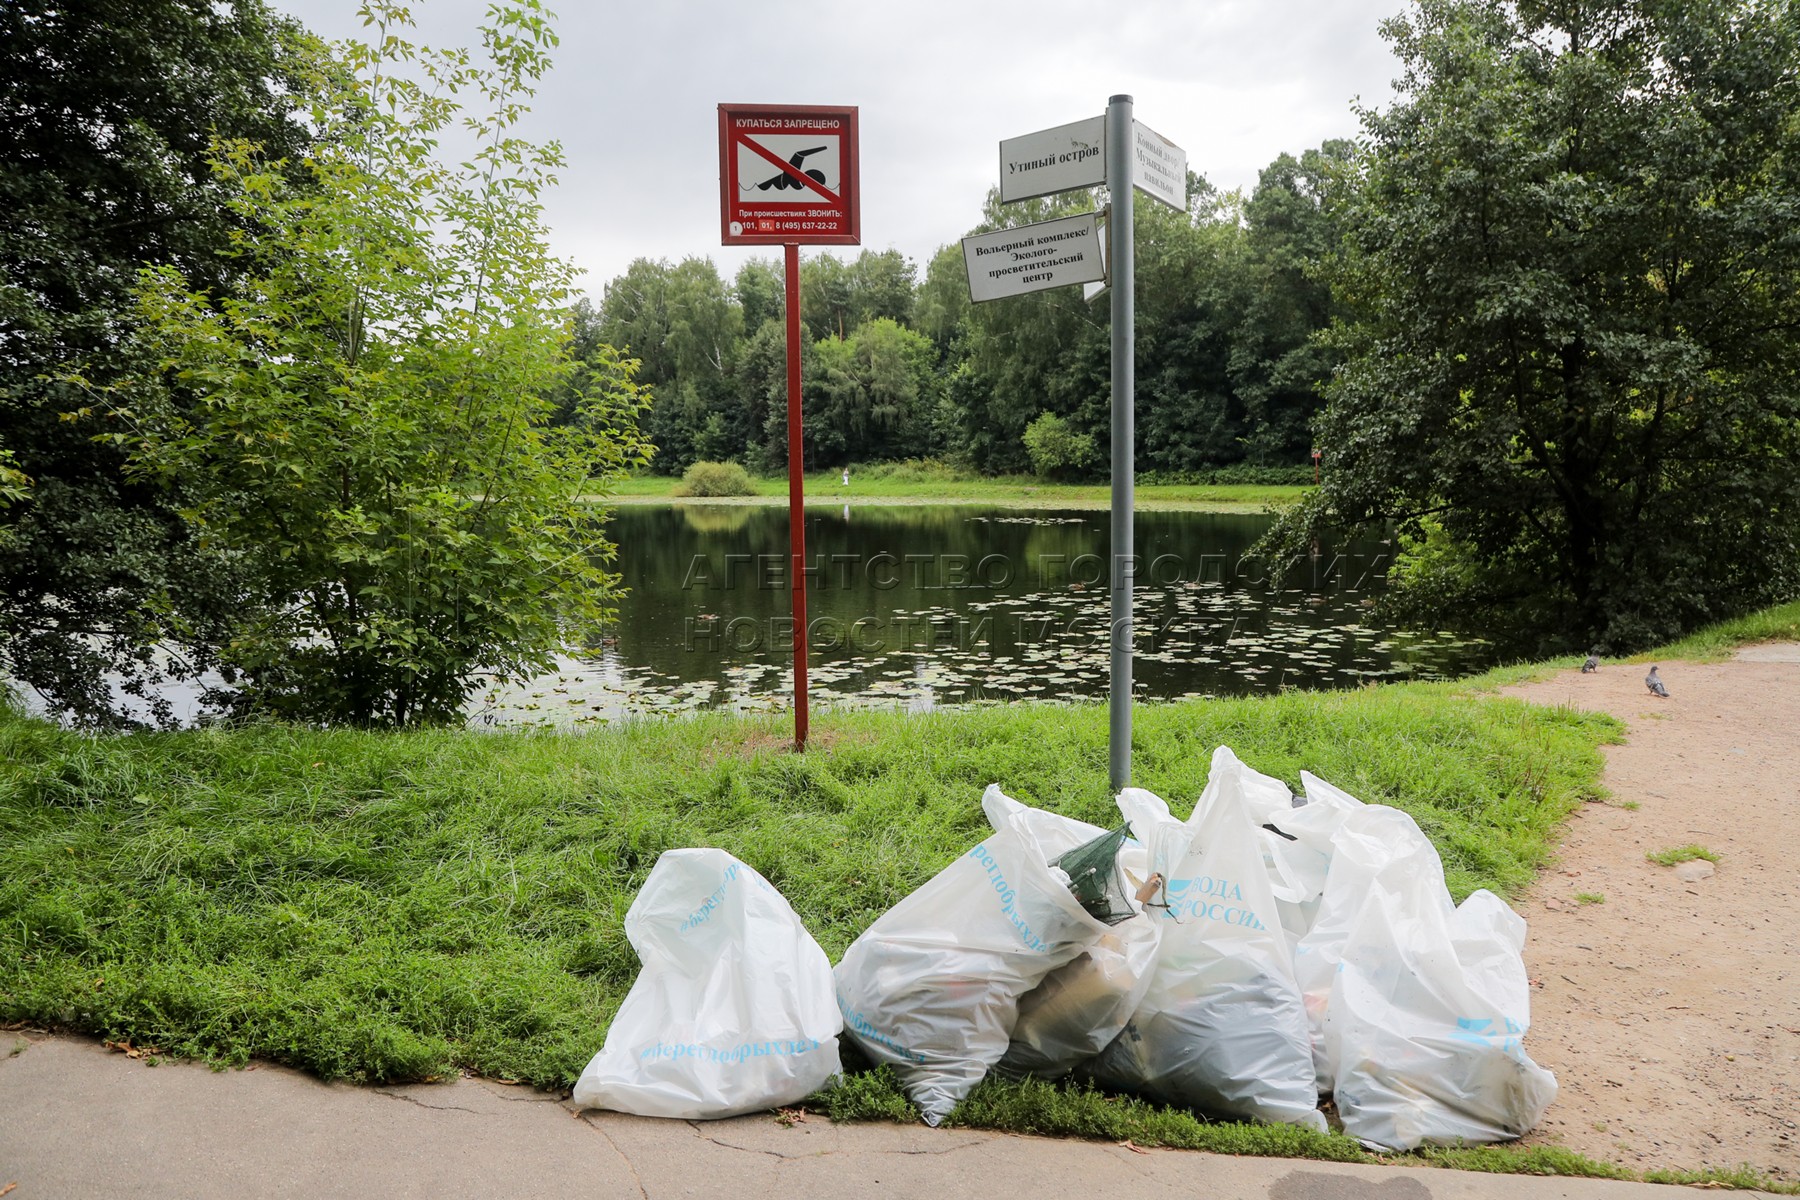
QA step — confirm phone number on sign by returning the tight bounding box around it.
[752,220,843,232]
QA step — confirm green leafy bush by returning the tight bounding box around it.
[1022,413,1097,480]
[111,1,650,727]
[675,461,758,497]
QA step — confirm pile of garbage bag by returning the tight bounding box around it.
[571,746,1557,1151]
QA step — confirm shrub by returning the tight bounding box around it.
[1136,465,1316,487]
[1022,413,1098,480]
[675,461,758,497]
[850,458,975,484]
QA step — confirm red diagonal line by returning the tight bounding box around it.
[738,135,843,206]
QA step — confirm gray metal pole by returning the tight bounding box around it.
[1106,94,1134,792]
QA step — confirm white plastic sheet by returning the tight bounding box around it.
[1088,750,1326,1131]
[572,848,841,1119]
[833,787,1114,1125]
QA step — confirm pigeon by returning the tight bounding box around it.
[1645,665,1670,698]
[1581,654,1600,673]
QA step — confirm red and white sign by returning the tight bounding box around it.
[718,104,860,246]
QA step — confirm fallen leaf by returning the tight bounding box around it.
[2,1180,18,1197]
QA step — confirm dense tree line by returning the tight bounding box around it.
[586,150,1349,479]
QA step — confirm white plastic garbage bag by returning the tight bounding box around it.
[1255,770,1365,946]
[1314,807,1557,1150]
[989,790,1161,1080]
[833,787,1114,1125]
[1088,749,1326,1131]
[997,915,1160,1080]
[572,848,842,1119]
[1292,798,1425,1092]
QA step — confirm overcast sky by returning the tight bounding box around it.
[271,0,1409,297]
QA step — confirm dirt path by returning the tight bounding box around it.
[1501,646,1800,1179]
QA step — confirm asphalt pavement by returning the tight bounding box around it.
[1,1033,1719,1199]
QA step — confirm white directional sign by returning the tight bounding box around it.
[1132,120,1187,211]
[999,116,1105,204]
[1000,116,1186,212]
[962,213,1105,303]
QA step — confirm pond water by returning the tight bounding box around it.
[473,504,1493,727]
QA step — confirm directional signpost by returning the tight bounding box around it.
[961,213,1105,303]
[720,104,860,751]
[1130,120,1187,213]
[973,98,1186,789]
[999,116,1105,203]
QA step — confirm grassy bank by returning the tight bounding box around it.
[602,470,1307,512]
[1620,597,1800,662]
[1443,596,1800,692]
[2,684,1615,1094]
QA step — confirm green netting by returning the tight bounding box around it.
[1052,823,1137,925]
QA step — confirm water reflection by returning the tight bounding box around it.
[472,505,1490,728]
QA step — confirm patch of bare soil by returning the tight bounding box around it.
[1501,646,1800,1178]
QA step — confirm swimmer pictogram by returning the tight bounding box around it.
[745,145,830,192]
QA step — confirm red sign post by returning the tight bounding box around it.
[719,104,860,751]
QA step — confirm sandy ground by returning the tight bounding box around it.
[1502,645,1800,1179]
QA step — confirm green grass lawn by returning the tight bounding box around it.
[601,471,1307,512]
[5,601,1797,1186]
[1,685,1614,1091]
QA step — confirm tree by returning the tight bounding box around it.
[0,0,313,727]
[111,0,649,726]
[597,256,740,473]
[800,248,916,341]
[807,318,939,464]
[946,188,1108,473]
[913,243,971,359]
[732,258,784,337]
[1273,0,1800,651]
[1231,142,1354,465]
[1133,177,1256,474]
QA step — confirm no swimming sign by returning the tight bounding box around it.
[718,104,861,246]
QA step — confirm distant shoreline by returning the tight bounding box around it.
[588,479,1306,514]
